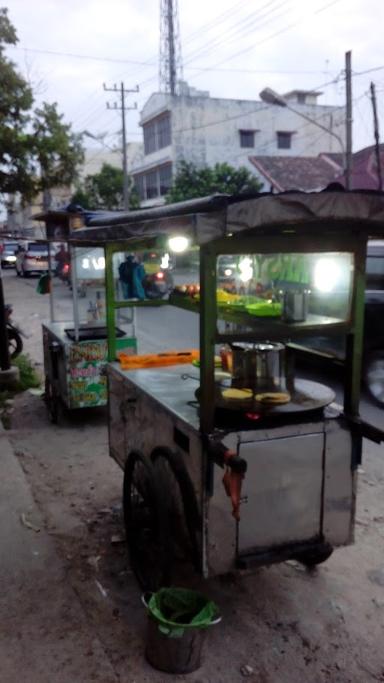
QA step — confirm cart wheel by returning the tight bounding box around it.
[293,542,333,568]
[151,446,201,577]
[44,377,60,424]
[7,328,23,359]
[123,450,169,591]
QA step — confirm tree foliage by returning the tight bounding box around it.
[165,161,263,203]
[71,163,140,210]
[0,7,84,206]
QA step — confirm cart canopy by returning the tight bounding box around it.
[68,190,384,248]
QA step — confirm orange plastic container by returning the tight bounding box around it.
[118,349,199,370]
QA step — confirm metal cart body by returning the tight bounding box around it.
[70,191,384,584]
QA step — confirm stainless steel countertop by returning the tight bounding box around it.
[110,362,201,431]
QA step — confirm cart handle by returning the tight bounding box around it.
[207,440,247,474]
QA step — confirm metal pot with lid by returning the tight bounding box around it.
[230,341,286,392]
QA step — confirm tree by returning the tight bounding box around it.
[31,103,84,208]
[165,161,263,203]
[71,163,140,210]
[0,8,84,208]
[0,8,34,198]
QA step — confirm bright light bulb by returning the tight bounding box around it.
[239,257,253,283]
[314,258,341,293]
[161,253,170,269]
[168,236,189,253]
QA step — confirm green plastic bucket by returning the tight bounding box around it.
[142,588,221,674]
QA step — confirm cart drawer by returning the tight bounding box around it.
[238,433,323,552]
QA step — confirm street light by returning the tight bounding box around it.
[259,87,346,172]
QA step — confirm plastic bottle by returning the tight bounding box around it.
[87,301,94,323]
[96,290,105,320]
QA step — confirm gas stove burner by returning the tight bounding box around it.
[195,378,335,416]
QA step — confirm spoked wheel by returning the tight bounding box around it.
[123,451,169,591]
[151,446,201,580]
[44,377,60,424]
[7,328,23,359]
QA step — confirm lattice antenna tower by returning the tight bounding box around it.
[159,0,183,95]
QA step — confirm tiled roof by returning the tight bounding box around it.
[335,144,384,190]
[249,155,341,192]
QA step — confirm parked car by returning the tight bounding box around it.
[15,242,49,277]
[0,241,19,268]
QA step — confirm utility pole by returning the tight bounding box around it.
[370,81,383,191]
[103,82,139,211]
[345,51,353,190]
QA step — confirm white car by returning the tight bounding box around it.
[0,241,19,268]
[16,242,49,276]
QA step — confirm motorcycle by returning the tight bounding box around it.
[142,269,174,299]
[5,304,27,358]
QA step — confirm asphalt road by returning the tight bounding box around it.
[2,265,383,431]
[3,265,384,683]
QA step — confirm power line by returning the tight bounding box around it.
[186,0,345,81]
[182,0,291,66]
[9,44,155,66]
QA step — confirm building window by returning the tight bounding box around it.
[143,112,171,154]
[143,121,157,155]
[135,174,145,201]
[159,164,172,195]
[134,163,172,201]
[146,170,158,199]
[277,131,293,149]
[157,114,171,149]
[239,130,255,148]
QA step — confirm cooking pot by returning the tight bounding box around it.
[282,289,310,323]
[230,341,285,392]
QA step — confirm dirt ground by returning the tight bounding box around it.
[3,270,384,682]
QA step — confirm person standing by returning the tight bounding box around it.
[118,254,146,299]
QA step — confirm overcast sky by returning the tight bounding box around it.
[4,0,384,162]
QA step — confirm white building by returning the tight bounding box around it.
[80,142,143,179]
[131,82,345,206]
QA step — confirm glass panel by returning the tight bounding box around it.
[239,130,255,148]
[112,250,174,303]
[159,164,172,195]
[72,247,106,324]
[215,252,354,323]
[277,132,292,149]
[145,170,158,198]
[143,120,157,154]
[366,256,384,289]
[134,174,145,201]
[157,113,171,149]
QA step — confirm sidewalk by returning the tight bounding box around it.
[0,424,119,683]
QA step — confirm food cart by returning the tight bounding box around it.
[70,191,384,590]
[33,209,137,421]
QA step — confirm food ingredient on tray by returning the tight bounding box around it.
[192,356,222,368]
[254,391,291,404]
[222,388,253,400]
